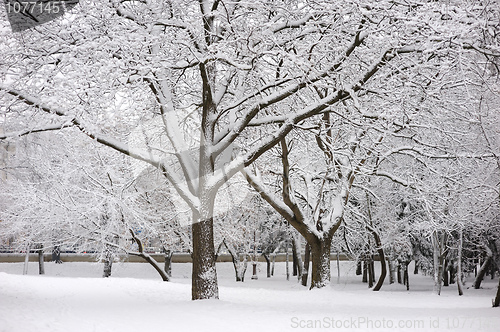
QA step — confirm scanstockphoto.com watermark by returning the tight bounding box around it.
[290,316,494,330]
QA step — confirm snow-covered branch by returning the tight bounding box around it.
[0,123,74,139]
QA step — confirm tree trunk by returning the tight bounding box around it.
[388,259,395,284]
[291,234,303,281]
[356,260,362,276]
[371,229,386,291]
[37,245,45,275]
[457,230,464,296]
[164,249,173,278]
[192,216,219,299]
[443,259,449,287]
[309,238,332,289]
[373,251,386,291]
[302,243,310,286]
[368,255,374,288]
[263,253,271,278]
[336,251,340,284]
[292,247,298,277]
[449,261,456,284]
[362,259,368,283]
[432,231,447,295]
[474,254,492,289]
[271,253,276,276]
[404,261,410,291]
[103,251,113,278]
[397,263,402,284]
[23,245,29,275]
[493,277,500,307]
[414,260,419,274]
[52,245,62,264]
[285,243,290,281]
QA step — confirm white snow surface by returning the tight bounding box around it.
[0,261,499,332]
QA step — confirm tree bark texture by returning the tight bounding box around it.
[263,253,271,278]
[164,250,173,278]
[371,229,386,291]
[493,277,500,307]
[302,243,311,286]
[37,245,45,275]
[192,217,218,299]
[291,234,303,281]
[309,236,333,289]
[388,259,395,284]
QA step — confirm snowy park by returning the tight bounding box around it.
[1,260,499,332]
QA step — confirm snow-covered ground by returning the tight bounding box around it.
[0,260,498,332]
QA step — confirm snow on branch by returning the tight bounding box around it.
[0,123,74,139]
[271,13,319,33]
[372,170,414,188]
[377,145,496,163]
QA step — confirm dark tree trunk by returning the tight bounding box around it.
[302,243,311,286]
[356,260,362,276]
[309,237,332,289]
[102,243,114,278]
[192,217,219,299]
[362,259,368,283]
[292,246,298,276]
[291,234,303,281]
[449,262,456,284]
[263,253,271,278]
[164,249,173,278]
[493,277,500,307]
[37,245,45,275]
[457,230,464,296]
[103,252,113,278]
[397,263,402,284]
[414,260,419,274]
[52,246,62,264]
[403,261,410,290]
[388,259,395,284]
[372,231,387,291]
[285,243,290,281]
[474,256,492,289]
[443,259,449,286]
[271,253,276,276]
[370,257,376,285]
[368,256,374,288]
[490,262,497,279]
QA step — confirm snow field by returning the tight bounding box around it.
[0,261,499,332]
